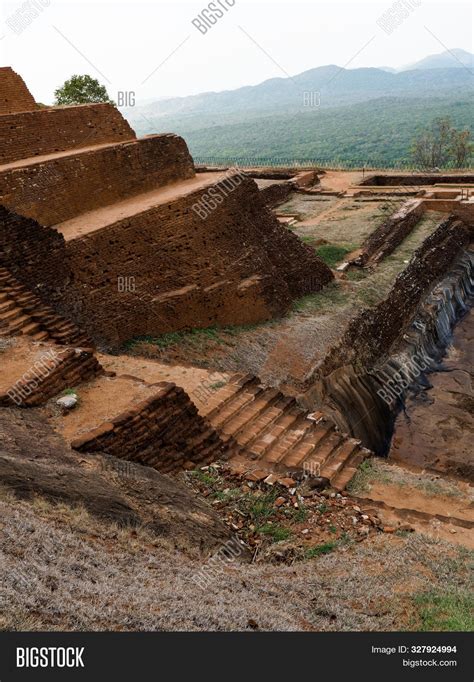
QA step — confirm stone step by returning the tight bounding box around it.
[248,408,302,458]
[20,321,42,335]
[263,414,314,465]
[220,387,281,440]
[209,384,264,430]
[320,438,361,481]
[4,313,32,332]
[203,374,257,419]
[237,395,296,448]
[0,299,15,313]
[281,421,335,470]
[302,431,343,472]
[331,449,370,491]
[0,306,23,323]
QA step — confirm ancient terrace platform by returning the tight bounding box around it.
[56,172,231,240]
[0,68,333,349]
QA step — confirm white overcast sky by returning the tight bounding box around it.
[0,0,472,104]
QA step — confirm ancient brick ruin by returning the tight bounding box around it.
[2,68,368,486]
[0,68,332,349]
[1,67,472,503]
[0,67,37,115]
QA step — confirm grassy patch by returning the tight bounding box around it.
[315,243,356,268]
[125,320,278,353]
[125,326,225,351]
[284,505,309,523]
[257,523,292,543]
[346,458,381,494]
[246,489,279,525]
[412,590,474,631]
[346,268,368,281]
[305,541,337,558]
[189,469,220,487]
[209,381,227,390]
[349,458,466,499]
[211,487,240,501]
[293,282,346,313]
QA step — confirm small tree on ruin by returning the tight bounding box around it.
[54,75,115,106]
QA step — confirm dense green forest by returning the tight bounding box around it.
[132,95,472,167]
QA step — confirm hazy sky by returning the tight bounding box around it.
[1,0,472,104]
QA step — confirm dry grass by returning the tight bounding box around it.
[348,458,471,499]
[0,491,471,632]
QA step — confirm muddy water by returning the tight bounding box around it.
[303,250,473,469]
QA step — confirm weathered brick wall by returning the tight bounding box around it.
[64,176,333,347]
[0,103,135,165]
[70,382,227,473]
[318,216,472,376]
[0,134,195,225]
[0,348,102,407]
[0,67,37,115]
[360,174,474,186]
[259,181,294,207]
[1,178,333,350]
[0,206,70,299]
[355,199,425,265]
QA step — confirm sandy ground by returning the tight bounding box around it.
[0,337,59,393]
[318,170,364,192]
[98,352,230,399]
[50,374,163,440]
[348,458,474,549]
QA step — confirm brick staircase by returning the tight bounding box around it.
[0,266,92,346]
[61,376,227,474]
[200,375,370,490]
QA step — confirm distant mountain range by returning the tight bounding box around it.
[123,49,474,167]
[401,48,474,72]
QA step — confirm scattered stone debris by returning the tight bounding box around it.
[185,463,383,563]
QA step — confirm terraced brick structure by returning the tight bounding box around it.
[0,68,332,348]
[2,67,369,486]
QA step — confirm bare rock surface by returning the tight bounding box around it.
[0,407,235,557]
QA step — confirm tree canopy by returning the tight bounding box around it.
[54,75,114,106]
[411,117,472,169]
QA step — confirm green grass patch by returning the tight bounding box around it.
[315,243,356,268]
[190,469,220,487]
[209,381,227,390]
[347,458,381,494]
[346,268,368,281]
[305,541,337,558]
[211,487,241,501]
[246,489,279,524]
[412,590,474,631]
[284,505,309,523]
[257,523,292,542]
